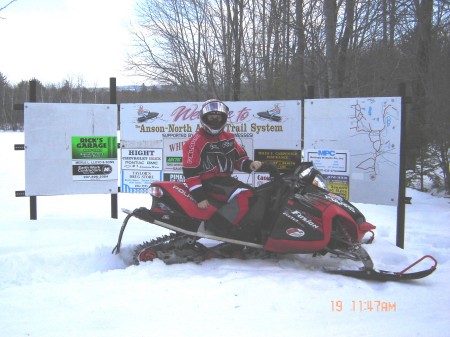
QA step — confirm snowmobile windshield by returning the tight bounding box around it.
[312,173,328,190]
[299,165,328,190]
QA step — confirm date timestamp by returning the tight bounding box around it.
[331,300,396,312]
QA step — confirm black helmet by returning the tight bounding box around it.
[200,99,229,135]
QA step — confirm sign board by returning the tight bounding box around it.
[305,149,350,199]
[305,149,349,174]
[254,149,302,173]
[304,98,401,205]
[71,136,117,181]
[120,101,302,193]
[326,175,350,200]
[24,103,118,196]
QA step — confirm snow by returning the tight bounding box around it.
[1,131,449,337]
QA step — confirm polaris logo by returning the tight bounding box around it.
[173,185,195,201]
[318,150,336,156]
[324,194,356,213]
[286,228,305,238]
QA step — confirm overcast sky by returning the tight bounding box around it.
[0,0,139,87]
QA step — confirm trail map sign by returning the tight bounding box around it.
[120,101,302,193]
[304,98,401,205]
[24,103,118,196]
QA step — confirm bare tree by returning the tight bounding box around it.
[230,0,245,100]
[336,0,354,96]
[324,0,337,97]
[294,0,306,99]
[127,0,208,100]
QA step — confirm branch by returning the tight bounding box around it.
[0,0,17,19]
[1,0,17,11]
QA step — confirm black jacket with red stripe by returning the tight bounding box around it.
[182,129,253,203]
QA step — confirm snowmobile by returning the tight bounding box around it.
[112,161,437,281]
[137,105,159,122]
[257,111,282,121]
[137,112,159,123]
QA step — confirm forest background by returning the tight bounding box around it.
[1,0,449,193]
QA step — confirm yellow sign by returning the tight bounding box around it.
[326,175,350,199]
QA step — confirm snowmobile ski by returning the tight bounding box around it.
[324,255,437,281]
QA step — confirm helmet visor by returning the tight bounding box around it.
[202,101,229,115]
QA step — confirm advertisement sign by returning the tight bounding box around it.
[120,101,302,192]
[326,175,350,200]
[71,136,117,181]
[305,149,350,199]
[305,149,349,174]
[255,149,302,173]
[121,170,162,193]
[121,148,163,170]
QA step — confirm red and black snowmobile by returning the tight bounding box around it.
[112,162,437,281]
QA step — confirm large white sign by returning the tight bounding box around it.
[304,97,401,205]
[24,103,118,196]
[120,101,302,193]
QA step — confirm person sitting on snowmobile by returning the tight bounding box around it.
[182,99,262,240]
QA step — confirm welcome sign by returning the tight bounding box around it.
[120,101,302,193]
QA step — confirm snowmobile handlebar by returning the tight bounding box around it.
[257,162,281,180]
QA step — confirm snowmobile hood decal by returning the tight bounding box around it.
[286,228,305,238]
[324,194,356,214]
[287,209,320,230]
[173,185,195,201]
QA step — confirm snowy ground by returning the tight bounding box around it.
[1,132,449,337]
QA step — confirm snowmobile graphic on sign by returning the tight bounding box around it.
[137,105,159,123]
[256,103,283,121]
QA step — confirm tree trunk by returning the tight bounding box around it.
[389,0,396,48]
[232,0,244,101]
[295,0,306,99]
[324,0,337,97]
[337,0,354,97]
[409,0,433,182]
[411,0,433,140]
